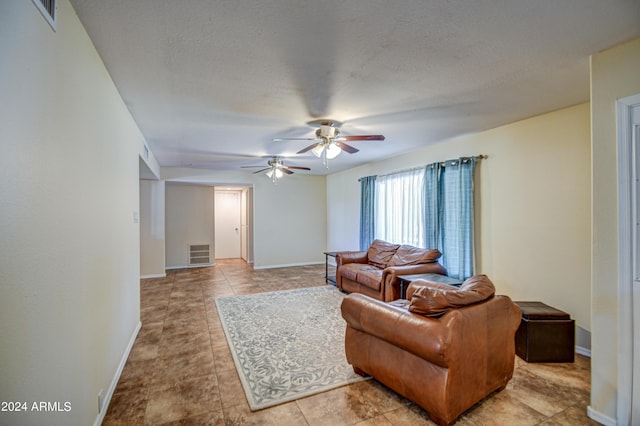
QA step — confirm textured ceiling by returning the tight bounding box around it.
[70,0,640,175]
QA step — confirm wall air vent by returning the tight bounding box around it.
[189,244,211,266]
[32,0,57,31]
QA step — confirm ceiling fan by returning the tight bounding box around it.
[241,156,310,182]
[273,119,385,167]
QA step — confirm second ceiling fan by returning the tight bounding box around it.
[241,156,310,182]
[274,119,385,166]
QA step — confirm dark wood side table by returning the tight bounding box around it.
[397,273,463,299]
[323,251,338,285]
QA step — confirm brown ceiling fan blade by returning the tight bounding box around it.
[336,141,359,154]
[341,134,386,141]
[252,168,271,174]
[287,166,311,171]
[281,167,294,174]
[297,143,320,154]
[273,137,318,141]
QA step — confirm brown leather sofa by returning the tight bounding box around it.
[336,239,446,302]
[340,275,521,426]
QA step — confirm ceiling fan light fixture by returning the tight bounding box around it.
[326,143,341,159]
[265,167,284,179]
[318,125,338,138]
[274,119,384,168]
[311,144,325,157]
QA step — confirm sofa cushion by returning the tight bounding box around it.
[367,239,401,269]
[339,263,369,282]
[356,267,384,291]
[388,245,441,266]
[408,274,495,317]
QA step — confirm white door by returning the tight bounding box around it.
[215,190,242,259]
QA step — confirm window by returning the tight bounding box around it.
[361,157,478,279]
[374,168,425,247]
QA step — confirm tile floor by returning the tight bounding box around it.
[103,259,598,425]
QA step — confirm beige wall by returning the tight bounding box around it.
[161,168,327,269]
[590,37,640,422]
[328,103,591,339]
[140,180,166,277]
[165,183,215,268]
[252,173,327,269]
[0,1,144,424]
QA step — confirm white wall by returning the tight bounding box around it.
[165,183,215,268]
[590,37,640,423]
[328,103,591,343]
[161,168,327,269]
[0,1,143,425]
[140,180,166,277]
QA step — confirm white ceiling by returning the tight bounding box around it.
[70,0,640,175]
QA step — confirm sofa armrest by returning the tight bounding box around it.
[335,251,368,289]
[341,293,451,367]
[336,250,368,266]
[381,263,447,301]
[383,263,447,281]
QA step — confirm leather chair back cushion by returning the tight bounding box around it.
[388,245,441,266]
[367,239,401,269]
[409,274,496,317]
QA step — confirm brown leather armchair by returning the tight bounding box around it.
[336,239,447,302]
[340,275,521,426]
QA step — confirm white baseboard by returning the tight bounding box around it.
[575,345,591,357]
[587,406,616,426]
[253,261,324,270]
[165,263,215,270]
[93,321,141,426]
[140,273,166,279]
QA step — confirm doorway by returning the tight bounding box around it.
[616,93,640,425]
[215,190,242,259]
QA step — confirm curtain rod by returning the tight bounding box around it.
[430,154,487,167]
[358,155,487,181]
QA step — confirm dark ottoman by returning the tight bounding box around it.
[514,301,575,363]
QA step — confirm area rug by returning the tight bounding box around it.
[215,286,368,410]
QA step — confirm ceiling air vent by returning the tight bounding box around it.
[32,0,57,31]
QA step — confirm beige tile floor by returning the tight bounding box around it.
[103,259,598,425]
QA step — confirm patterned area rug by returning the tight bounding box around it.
[215,286,367,410]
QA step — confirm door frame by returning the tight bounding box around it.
[616,92,640,425]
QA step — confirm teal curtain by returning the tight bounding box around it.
[359,175,376,250]
[439,157,476,279]
[423,162,442,250]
